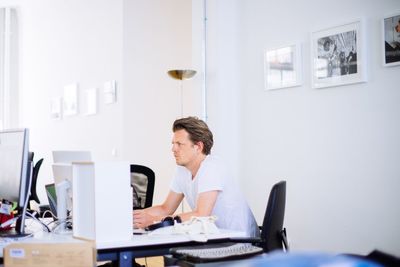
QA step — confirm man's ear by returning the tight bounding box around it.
[195,142,204,153]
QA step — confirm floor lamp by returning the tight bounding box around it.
[167,69,196,213]
[167,69,197,118]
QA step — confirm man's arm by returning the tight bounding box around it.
[176,190,218,221]
[133,190,183,228]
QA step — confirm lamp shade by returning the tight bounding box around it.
[167,69,196,80]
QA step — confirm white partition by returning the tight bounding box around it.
[72,161,132,243]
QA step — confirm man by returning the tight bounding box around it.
[321,38,338,77]
[133,117,259,237]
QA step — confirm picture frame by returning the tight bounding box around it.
[264,43,302,90]
[63,83,79,116]
[50,97,62,120]
[311,20,367,88]
[382,12,400,67]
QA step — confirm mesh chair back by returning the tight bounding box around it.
[130,164,155,209]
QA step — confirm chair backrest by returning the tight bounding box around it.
[130,164,155,209]
[27,151,43,205]
[30,158,43,204]
[260,180,287,252]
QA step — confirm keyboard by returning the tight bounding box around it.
[170,242,263,263]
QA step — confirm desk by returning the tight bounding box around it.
[96,230,245,267]
[1,223,245,267]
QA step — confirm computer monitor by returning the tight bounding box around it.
[0,129,31,208]
[51,150,91,231]
[45,183,57,217]
[0,128,32,236]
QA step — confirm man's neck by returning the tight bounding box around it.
[187,154,207,179]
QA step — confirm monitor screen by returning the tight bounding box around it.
[0,128,30,208]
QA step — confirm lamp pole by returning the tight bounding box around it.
[167,69,196,213]
[167,69,197,119]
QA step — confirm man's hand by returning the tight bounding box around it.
[133,210,157,229]
[132,191,184,229]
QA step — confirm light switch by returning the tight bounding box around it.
[104,80,117,104]
[111,147,118,157]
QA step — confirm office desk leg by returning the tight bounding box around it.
[119,251,133,267]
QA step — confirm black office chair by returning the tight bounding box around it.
[130,164,155,209]
[26,152,43,208]
[258,180,288,252]
[228,180,289,251]
[224,180,289,251]
[30,158,44,204]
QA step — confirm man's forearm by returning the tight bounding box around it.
[144,205,171,221]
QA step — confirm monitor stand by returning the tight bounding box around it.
[0,230,32,238]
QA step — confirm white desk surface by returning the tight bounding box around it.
[1,220,245,258]
[96,229,246,250]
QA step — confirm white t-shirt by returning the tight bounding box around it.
[170,155,260,237]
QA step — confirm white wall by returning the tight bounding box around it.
[199,0,400,256]
[191,0,242,181]
[7,0,194,207]
[7,0,192,211]
[122,0,195,205]
[12,0,125,203]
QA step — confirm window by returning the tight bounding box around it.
[0,7,18,130]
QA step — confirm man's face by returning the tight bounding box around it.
[171,129,199,167]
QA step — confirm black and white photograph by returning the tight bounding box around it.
[316,31,357,79]
[383,12,400,66]
[311,20,367,88]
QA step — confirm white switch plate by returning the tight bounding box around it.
[104,80,117,104]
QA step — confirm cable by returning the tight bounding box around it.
[41,209,57,220]
[26,211,51,232]
[52,217,72,234]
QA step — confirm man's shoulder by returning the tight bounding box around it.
[201,155,231,178]
[202,155,225,169]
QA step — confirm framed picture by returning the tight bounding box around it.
[63,83,79,116]
[311,20,367,88]
[382,12,400,67]
[50,97,62,120]
[264,43,302,90]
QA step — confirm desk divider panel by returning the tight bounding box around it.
[72,161,133,243]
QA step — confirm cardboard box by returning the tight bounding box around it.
[4,241,95,267]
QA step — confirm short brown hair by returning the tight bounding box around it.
[173,117,213,155]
